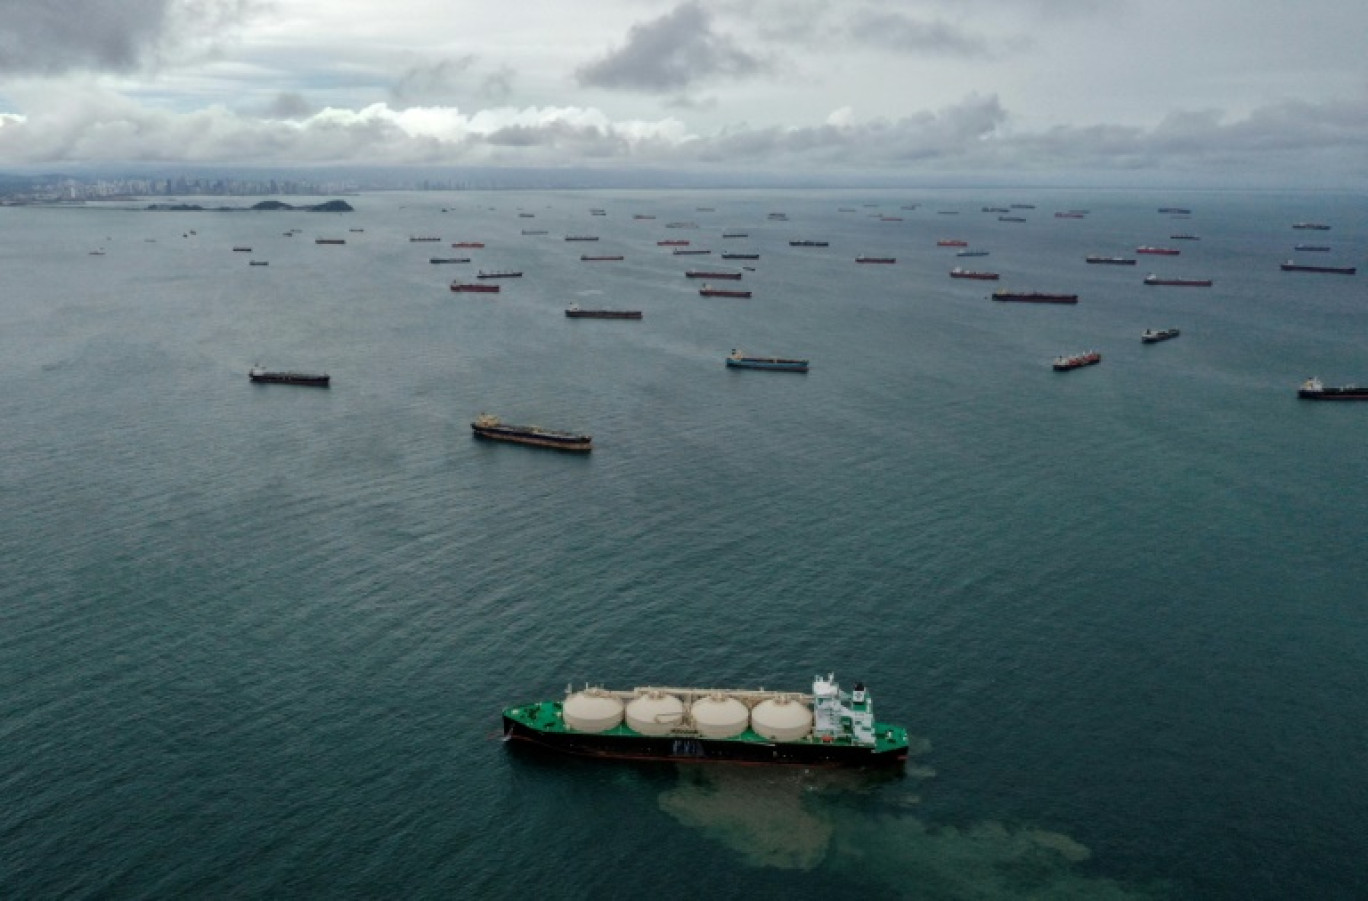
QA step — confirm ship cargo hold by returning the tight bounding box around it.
[471,414,592,451]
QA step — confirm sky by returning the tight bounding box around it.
[0,0,1365,186]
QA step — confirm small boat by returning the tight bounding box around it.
[992,290,1079,304]
[1280,261,1356,275]
[720,253,759,260]
[590,209,606,216]
[856,256,896,264]
[249,365,330,387]
[686,270,742,280]
[766,213,788,221]
[1136,246,1179,255]
[1144,274,1213,287]
[1292,223,1331,230]
[430,257,471,264]
[1141,328,1181,344]
[1086,255,1137,265]
[477,270,523,279]
[789,240,829,247]
[1298,377,1368,400]
[451,281,500,293]
[727,350,808,372]
[565,305,641,319]
[518,213,535,218]
[89,250,106,256]
[950,267,998,280]
[471,413,591,452]
[936,239,968,247]
[1053,350,1101,371]
[452,241,485,248]
[580,255,624,261]
[699,285,751,298]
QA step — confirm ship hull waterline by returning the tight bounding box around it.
[502,717,907,768]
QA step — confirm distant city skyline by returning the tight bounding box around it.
[0,0,1364,187]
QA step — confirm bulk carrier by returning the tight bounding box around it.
[502,674,908,767]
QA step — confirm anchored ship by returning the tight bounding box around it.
[1053,350,1101,371]
[471,414,592,451]
[950,267,999,280]
[451,280,500,293]
[727,350,809,372]
[1280,261,1356,275]
[1298,377,1368,400]
[991,290,1079,304]
[249,365,330,387]
[686,270,742,280]
[857,256,896,264]
[1144,274,1213,286]
[1142,328,1181,344]
[502,674,907,767]
[1136,246,1179,255]
[1086,255,1137,265]
[565,305,641,319]
[699,285,751,298]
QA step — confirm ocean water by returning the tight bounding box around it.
[1,188,1365,900]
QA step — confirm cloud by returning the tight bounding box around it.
[390,57,477,107]
[0,0,259,74]
[576,1,766,92]
[0,82,1363,185]
[846,13,991,57]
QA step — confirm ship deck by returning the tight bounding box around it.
[502,700,909,755]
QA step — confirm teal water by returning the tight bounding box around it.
[2,189,1366,899]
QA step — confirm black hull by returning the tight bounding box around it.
[1299,391,1368,400]
[472,427,591,452]
[502,718,906,768]
[250,373,330,387]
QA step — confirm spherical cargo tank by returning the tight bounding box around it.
[562,689,624,733]
[750,695,813,741]
[690,694,750,739]
[625,690,685,736]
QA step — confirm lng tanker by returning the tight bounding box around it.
[502,674,908,767]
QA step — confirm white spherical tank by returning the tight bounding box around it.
[625,691,685,736]
[750,696,813,741]
[690,694,750,739]
[562,689,624,733]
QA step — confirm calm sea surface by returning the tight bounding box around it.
[1,188,1365,900]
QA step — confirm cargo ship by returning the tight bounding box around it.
[451,280,500,293]
[1292,223,1331,230]
[1136,246,1179,255]
[721,252,759,260]
[1280,261,1356,275]
[727,350,809,372]
[580,255,624,261]
[471,414,592,451]
[249,366,330,387]
[856,256,896,264]
[430,257,471,264]
[1142,328,1181,344]
[315,238,346,245]
[699,285,751,298]
[565,305,641,319]
[1158,207,1192,214]
[1053,350,1101,371]
[1086,255,1137,265]
[1294,245,1331,252]
[452,241,485,248]
[956,250,989,257]
[565,235,599,242]
[950,267,999,280]
[1144,274,1212,286]
[722,232,749,238]
[789,240,829,247]
[478,269,522,279]
[991,290,1078,304]
[1170,234,1200,240]
[936,239,968,247]
[1298,377,1368,400]
[409,236,441,242]
[502,674,906,767]
[673,249,711,255]
[686,270,742,280]
[657,240,689,246]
